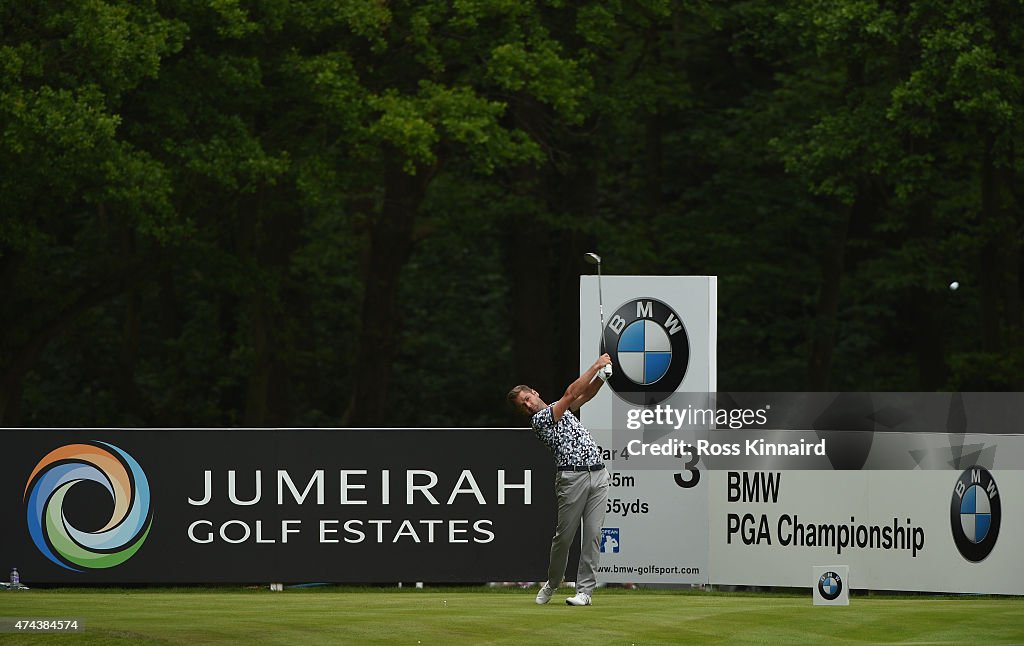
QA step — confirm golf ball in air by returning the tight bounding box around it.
[950,281,959,291]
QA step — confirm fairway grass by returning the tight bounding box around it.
[0,586,1021,645]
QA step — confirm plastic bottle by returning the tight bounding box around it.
[10,567,19,585]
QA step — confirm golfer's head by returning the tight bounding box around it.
[507,385,544,417]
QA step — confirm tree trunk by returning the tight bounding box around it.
[505,212,557,399]
[979,132,1002,352]
[998,140,1022,376]
[112,286,148,422]
[242,292,273,426]
[112,221,148,423]
[644,113,664,221]
[911,289,947,389]
[806,204,852,390]
[242,193,303,427]
[344,153,432,426]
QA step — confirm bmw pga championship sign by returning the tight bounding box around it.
[708,465,1023,595]
[577,275,1024,595]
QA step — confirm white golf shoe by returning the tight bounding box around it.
[565,592,592,606]
[535,583,554,605]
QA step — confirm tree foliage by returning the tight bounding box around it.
[1,0,1021,427]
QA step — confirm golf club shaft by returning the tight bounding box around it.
[597,262,604,354]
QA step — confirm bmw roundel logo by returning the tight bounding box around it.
[950,466,1001,563]
[602,298,689,405]
[817,571,843,601]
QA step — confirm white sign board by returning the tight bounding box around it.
[580,275,716,584]
[812,565,850,605]
[709,465,1023,594]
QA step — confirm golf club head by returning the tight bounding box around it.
[583,252,602,265]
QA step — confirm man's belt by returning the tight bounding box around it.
[556,463,605,472]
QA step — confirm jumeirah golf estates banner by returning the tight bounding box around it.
[1,429,554,583]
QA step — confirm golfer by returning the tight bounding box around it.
[507,353,612,606]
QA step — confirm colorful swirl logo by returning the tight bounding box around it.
[24,442,153,571]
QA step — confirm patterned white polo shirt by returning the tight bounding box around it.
[530,406,602,467]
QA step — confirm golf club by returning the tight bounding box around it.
[584,252,613,381]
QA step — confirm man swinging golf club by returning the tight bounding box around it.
[507,351,613,607]
[507,252,613,606]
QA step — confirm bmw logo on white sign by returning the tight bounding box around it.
[602,298,690,405]
[812,565,849,606]
[951,466,1001,563]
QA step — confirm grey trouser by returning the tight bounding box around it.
[546,467,609,595]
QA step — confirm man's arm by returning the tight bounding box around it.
[569,370,606,417]
[568,370,606,416]
[552,354,612,422]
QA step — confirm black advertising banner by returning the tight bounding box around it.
[0,429,555,583]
